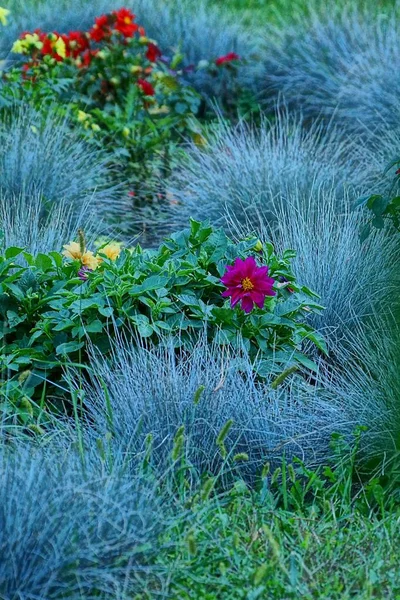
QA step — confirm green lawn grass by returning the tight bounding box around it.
[155,479,400,599]
[215,0,399,28]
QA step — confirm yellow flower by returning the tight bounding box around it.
[77,110,90,123]
[0,7,10,26]
[11,39,25,54]
[130,65,142,74]
[98,243,121,261]
[63,241,83,260]
[122,127,130,138]
[25,33,43,49]
[54,36,66,59]
[148,105,170,115]
[91,123,100,132]
[81,251,99,270]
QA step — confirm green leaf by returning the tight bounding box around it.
[372,216,385,229]
[35,253,53,271]
[48,251,63,268]
[85,319,103,333]
[5,247,24,259]
[56,341,85,355]
[367,195,389,217]
[130,275,169,296]
[5,283,25,301]
[98,306,114,317]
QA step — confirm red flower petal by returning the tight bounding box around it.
[215,52,240,66]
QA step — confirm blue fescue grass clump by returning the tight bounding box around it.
[0,104,113,214]
[260,5,400,139]
[0,104,116,251]
[258,190,400,348]
[0,190,97,254]
[326,315,400,464]
[0,435,163,599]
[167,112,366,230]
[80,336,396,483]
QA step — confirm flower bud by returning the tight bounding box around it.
[253,240,263,252]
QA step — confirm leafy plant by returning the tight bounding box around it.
[0,220,326,419]
[1,8,205,234]
[359,157,400,238]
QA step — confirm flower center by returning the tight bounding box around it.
[241,277,254,292]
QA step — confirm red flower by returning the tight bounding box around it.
[67,31,89,58]
[113,8,138,38]
[113,7,135,21]
[40,34,53,56]
[221,256,275,313]
[146,42,161,62]
[89,14,111,42]
[215,52,240,66]
[77,49,96,67]
[137,78,155,96]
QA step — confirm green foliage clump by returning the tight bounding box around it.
[1,9,205,233]
[0,220,326,420]
[360,157,400,238]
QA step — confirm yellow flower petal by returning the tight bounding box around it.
[81,251,99,270]
[11,39,25,54]
[54,36,66,58]
[98,243,121,261]
[77,110,90,123]
[62,241,83,260]
[0,7,10,26]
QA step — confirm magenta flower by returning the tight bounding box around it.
[221,256,276,313]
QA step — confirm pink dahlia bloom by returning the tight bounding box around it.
[221,256,276,313]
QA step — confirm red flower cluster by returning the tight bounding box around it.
[16,9,162,90]
[22,28,91,63]
[89,8,140,42]
[215,52,240,66]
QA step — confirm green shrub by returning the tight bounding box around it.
[0,220,326,419]
[359,157,400,239]
[1,8,204,234]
